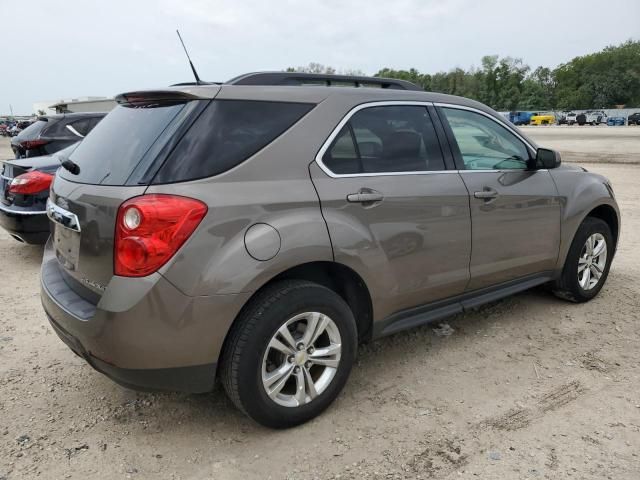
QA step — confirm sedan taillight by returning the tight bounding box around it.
[20,139,49,150]
[9,171,54,195]
[114,194,207,277]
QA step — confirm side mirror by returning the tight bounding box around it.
[535,148,561,169]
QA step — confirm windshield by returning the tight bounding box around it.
[59,103,192,185]
[16,120,47,139]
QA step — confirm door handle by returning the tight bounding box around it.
[347,190,384,204]
[474,188,499,200]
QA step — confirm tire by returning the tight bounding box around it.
[220,280,357,428]
[553,217,613,303]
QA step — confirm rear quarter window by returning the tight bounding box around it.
[152,100,314,184]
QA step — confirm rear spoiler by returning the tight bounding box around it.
[115,90,205,107]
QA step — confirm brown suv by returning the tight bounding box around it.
[40,72,620,428]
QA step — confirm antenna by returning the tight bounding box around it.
[176,29,203,85]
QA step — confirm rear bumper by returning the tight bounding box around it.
[0,204,49,243]
[46,312,216,393]
[40,239,250,393]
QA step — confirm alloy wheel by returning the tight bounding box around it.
[578,233,607,290]
[261,312,342,407]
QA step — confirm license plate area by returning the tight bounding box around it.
[47,199,82,272]
[0,175,10,204]
[54,224,81,271]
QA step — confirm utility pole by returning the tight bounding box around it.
[9,104,14,118]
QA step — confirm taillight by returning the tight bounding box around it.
[20,139,48,150]
[114,194,207,277]
[9,171,54,195]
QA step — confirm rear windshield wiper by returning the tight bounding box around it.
[57,152,80,175]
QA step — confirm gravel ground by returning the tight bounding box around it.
[522,125,640,164]
[0,137,639,479]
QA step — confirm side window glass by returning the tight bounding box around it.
[87,117,102,132]
[442,108,531,170]
[322,126,361,175]
[322,105,445,175]
[68,119,90,136]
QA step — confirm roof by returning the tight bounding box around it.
[115,71,531,144]
[39,112,108,121]
[48,98,116,109]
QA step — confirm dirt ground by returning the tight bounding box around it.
[523,125,640,164]
[0,137,639,480]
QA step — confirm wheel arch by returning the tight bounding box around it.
[556,200,620,274]
[587,204,619,249]
[223,261,374,348]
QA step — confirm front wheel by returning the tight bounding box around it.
[553,217,613,302]
[220,280,357,428]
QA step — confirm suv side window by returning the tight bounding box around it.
[67,119,91,136]
[153,100,314,183]
[442,107,531,170]
[323,105,445,175]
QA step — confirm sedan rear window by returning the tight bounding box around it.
[152,100,314,184]
[16,120,48,139]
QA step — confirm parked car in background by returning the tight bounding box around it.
[0,143,79,244]
[41,72,620,428]
[627,112,640,125]
[530,112,556,125]
[508,111,533,126]
[576,113,587,125]
[565,112,578,125]
[556,111,569,125]
[10,113,105,159]
[606,116,626,126]
[6,121,31,137]
[585,110,607,125]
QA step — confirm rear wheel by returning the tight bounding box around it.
[553,217,613,302]
[220,280,357,428]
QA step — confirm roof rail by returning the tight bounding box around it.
[170,81,220,87]
[226,72,423,91]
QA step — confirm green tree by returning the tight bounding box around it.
[290,40,640,110]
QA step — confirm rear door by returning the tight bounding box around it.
[437,105,561,291]
[310,103,471,321]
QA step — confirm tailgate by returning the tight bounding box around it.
[48,176,146,298]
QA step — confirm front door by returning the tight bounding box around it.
[438,105,561,291]
[310,104,472,321]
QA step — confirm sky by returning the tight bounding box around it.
[2,0,639,115]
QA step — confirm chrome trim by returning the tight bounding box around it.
[459,169,548,174]
[314,100,458,179]
[0,203,47,216]
[432,102,537,152]
[65,124,84,138]
[314,100,539,179]
[46,199,81,232]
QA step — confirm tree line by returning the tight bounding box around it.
[287,40,640,111]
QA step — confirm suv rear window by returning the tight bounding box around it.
[152,100,314,184]
[60,104,189,185]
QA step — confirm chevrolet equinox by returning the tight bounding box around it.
[41,72,620,428]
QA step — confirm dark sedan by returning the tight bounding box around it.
[0,143,79,243]
[628,112,640,126]
[11,112,105,159]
